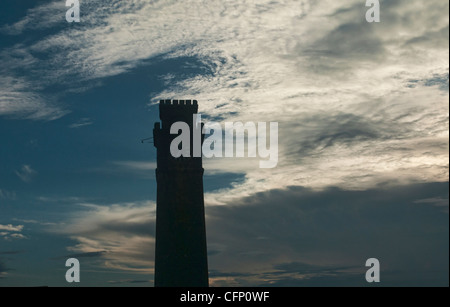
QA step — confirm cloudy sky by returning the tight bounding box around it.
[0,0,448,286]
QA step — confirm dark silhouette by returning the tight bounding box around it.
[153,99,209,287]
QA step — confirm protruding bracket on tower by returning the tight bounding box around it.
[141,136,154,144]
[153,122,161,148]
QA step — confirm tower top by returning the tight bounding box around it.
[158,99,199,126]
[159,99,198,106]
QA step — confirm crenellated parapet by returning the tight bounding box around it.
[159,99,198,127]
[159,99,198,106]
[153,99,203,170]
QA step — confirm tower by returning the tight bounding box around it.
[153,99,209,287]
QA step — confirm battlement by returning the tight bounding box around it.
[158,99,199,123]
[160,99,198,106]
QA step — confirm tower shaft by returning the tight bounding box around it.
[153,99,208,287]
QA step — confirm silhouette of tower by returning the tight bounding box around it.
[153,99,209,287]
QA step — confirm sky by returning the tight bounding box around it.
[0,0,448,287]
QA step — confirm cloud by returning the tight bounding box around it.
[35,196,86,203]
[0,224,26,241]
[12,218,58,226]
[52,251,107,260]
[0,2,69,121]
[209,262,364,287]
[111,161,157,173]
[85,161,157,179]
[0,251,24,280]
[15,165,37,183]
[147,0,448,197]
[53,181,448,286]
[0,76,69,120]
[414,196,449,214]
[205,182,449,286]
[8,234,26,240]
[0,261,8,278]
[0,224,24,232]
[0,1,66,35]
[53,201,156,273]
[0,189,16,200]
[69,117,93,129]
[112,161,156,169]
[107,279,150,285]
[1,0,447,196]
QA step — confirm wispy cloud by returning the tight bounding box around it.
[0,260,8,278]
[53,182,448,286]
[111,161,156,171]
[414,196,449,214]
[15,165,37,183]
[7,233,26,240]
[0,251,24,279]
[52,251,107,260]
[0,1,65,35]
[12,218,57,226]
[107,279,150,285]
[206,182,449,286]
[0,224,24,232]
[1,0,447,194]
[87,161,157,178]
[36,196,86,203]
[0,76,69,120]
[0,224,26,241]
[69,117,93,129]
[0,189,16,200]
[53,201,156,273]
